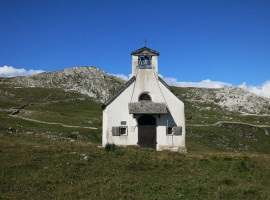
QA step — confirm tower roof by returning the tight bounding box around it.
[131,46,160,56]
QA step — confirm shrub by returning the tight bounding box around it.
[105,143,116,152]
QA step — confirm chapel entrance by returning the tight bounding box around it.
[138,115,156,149]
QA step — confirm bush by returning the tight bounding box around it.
[105,143,116,152]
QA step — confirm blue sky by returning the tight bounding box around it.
[1,0,270,97]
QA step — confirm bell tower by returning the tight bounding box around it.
[131,46,160,76]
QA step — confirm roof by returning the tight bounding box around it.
[128,102,167,114]
[101,75,185,110]
[158,76,186,104]
[101,76,136,109]
[131,47,160,56]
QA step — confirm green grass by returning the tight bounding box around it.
[0,84,89,106]
[0,111,102,144]
[19,99,102,128]
[173,86,270,126]
[0,84,102,128]
[1,84,270,199]
[1,132,270,199]
[187,125,270,154]
[0,85,102,142]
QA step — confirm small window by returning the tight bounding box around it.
[167,127,173,135]
[120,127,128,136]
[167,126,182,136]
[121,121,127,125]
[112,126,128,136]
[139,93,151,101]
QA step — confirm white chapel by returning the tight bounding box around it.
[102,46,186,152]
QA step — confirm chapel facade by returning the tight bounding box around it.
[102,46,186,152]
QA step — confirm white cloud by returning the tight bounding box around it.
[160,74,270,99]
[159,75,232,88]
[110,73,132,81]
[0,65,44,77]
[111,73,270,98]
[239,81,270,99]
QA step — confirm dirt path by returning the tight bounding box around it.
[9,114,98,130]
[239,112,270,117]
[187,121,270,128]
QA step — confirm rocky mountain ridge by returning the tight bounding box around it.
[0,66,125,102]
[0,66,269,114]
[177,87,270,115]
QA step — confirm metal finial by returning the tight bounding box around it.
[143,39,149,47]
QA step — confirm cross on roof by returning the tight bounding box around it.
[143,39,149,47]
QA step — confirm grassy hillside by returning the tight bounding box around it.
[0,85,102,143]
[1,84,270,154]
[1,132,270,199]
[172,86,270,126]
[1,84,270,199]
[187,125,270,153]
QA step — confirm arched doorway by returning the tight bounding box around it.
[138,115,156,149]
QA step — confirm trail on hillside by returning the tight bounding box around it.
[9,114,98,130]
[6,100,98,130]
[187,121,270,128]
[239,112,270,117]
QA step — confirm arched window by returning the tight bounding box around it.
[139,93,151,101]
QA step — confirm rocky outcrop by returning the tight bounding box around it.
[4,66,125,102]
[180,87,270,114]
[1,66,269,114]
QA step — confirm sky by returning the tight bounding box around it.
[0,0,270,98]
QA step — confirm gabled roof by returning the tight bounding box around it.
[101,76,136,109]
[101,75,185,110]
[158,76,186,104]
[131,47,160,56]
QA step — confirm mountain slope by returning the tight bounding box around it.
[1,66,269,115]
[173,86,270,127]
[174,87,270,115]
[0,66,270,154]
[0,66,125,102]
[172,87,270,153]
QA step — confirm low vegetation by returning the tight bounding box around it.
[1,84,270,199]
[1,132,270,199]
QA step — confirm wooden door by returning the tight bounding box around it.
[138,125,156,149]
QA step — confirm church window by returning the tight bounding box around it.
[167,126,182,136]
[112,126,128,136]
[120,127,128,135]
[138,56,152,68]
[167,127,173,135]
[139,93,151,101]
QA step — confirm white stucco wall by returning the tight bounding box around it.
[102,82,138,146]
[156,83,186,151]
